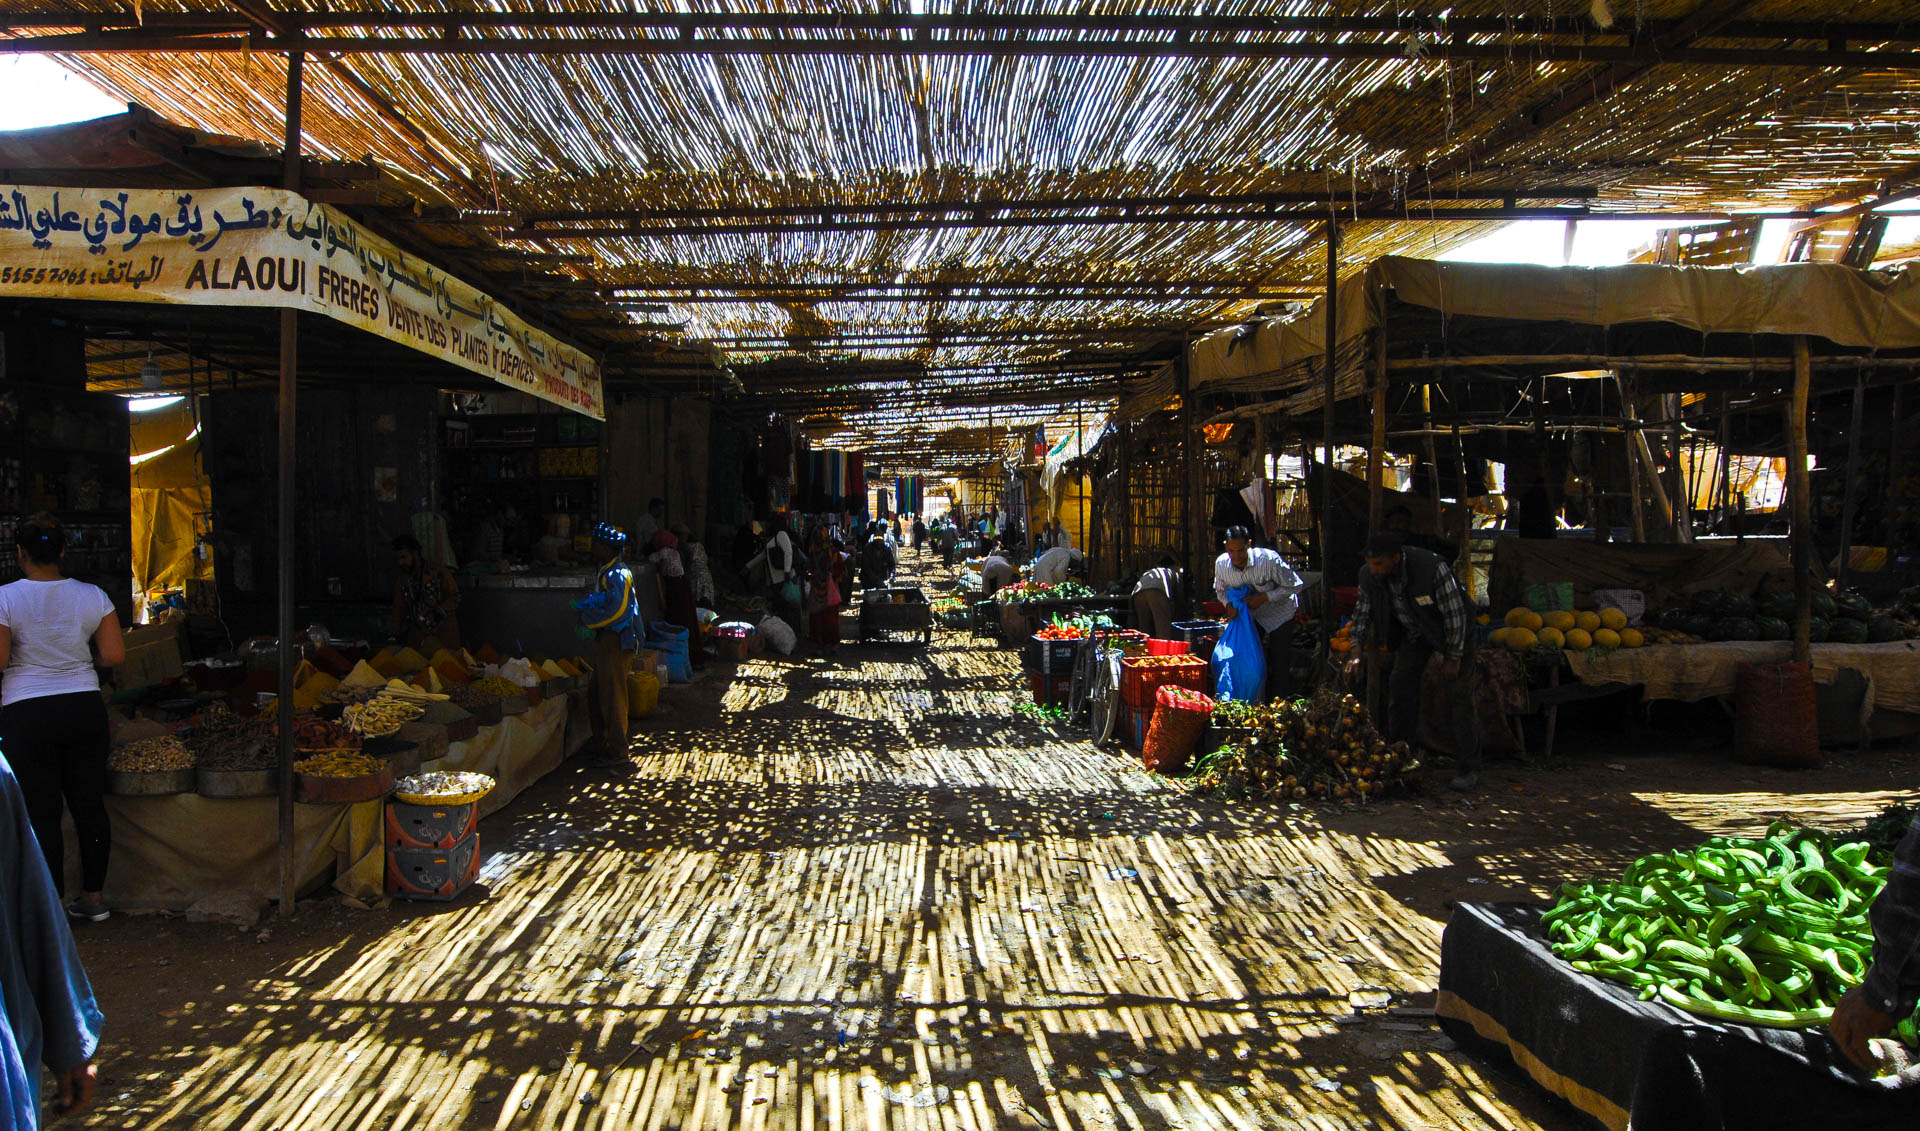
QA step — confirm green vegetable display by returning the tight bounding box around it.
[1544,824,1920,1042]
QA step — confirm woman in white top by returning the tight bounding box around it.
[0,514,124,922]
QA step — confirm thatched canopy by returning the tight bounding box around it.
[9,1,1920,462]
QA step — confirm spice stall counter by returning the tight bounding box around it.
[420,689,589,819]
[92,794,383,913]
[1438,901,1920,1131]
[80,691,590,911]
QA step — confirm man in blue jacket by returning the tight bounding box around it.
[0,750,102,1128]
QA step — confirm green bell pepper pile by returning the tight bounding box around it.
[1543,823,1920,1041]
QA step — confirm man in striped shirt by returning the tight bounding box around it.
[1346,530,1480,790]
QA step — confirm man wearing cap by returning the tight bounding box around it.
[1347,530,1481,789]
[573,523,642,761]
[1212,526,1304,701]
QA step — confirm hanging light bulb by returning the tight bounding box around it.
[140,350,163,389]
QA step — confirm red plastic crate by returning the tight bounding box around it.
[1028,671,1072,706]
[1146,638,1191,656]
[1119,656,1210,710]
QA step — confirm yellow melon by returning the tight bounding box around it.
[1575,610,1602,633]
[1537,626,1566,649]
[1620,628,1645,648]
[1599,608,1629,631]
[1504,607,1532,628]
[1506,627,1538,651]
[1593,628,1622,649]
[1544,610,1576,632]
[1564,628,1593,650]
[1489,627,1511,648]
[1476,612,1492,626]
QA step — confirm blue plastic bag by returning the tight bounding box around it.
[647,621,693,683]
[1211,586,1267,702]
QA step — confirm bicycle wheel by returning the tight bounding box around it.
[1089,648,1121,746]
[1068,638,1095,722]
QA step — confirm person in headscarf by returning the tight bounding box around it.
[0,751,102,1129]
[676,524,717,608]
[649,530,702,669]
[807,529,846,654]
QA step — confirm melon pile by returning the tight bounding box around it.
[1489,606,1644,652]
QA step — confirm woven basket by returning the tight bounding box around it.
[1734,661,1818,768]
[1142,685,1214,773]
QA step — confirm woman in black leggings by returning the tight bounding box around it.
[0,513,124,921]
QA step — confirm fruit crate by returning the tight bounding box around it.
[1119,656,1210,710]
[1025,634,1084,675]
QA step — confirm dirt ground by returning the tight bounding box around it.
[55,558,1920,1130]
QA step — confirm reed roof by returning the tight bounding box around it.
[12,0,1920,463]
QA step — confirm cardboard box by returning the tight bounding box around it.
[116,618,186,690]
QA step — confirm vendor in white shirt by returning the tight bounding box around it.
[1213,524,1304,701]
[1030,545,1084,586]
[980,545,1018,597]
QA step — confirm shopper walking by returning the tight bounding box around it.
[0,748,102,1129]
[0,514,125,921]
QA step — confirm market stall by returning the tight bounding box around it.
[86,642,596,910]
[1438,821,1920,1130]
[1189,255,1920,747]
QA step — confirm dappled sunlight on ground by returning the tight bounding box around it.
[69,562,1920,1128]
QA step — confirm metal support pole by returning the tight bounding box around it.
[1318,221,1339,654]
[1789,338,1814,665]
[276,35,305,917]
[1832,370,1867,588]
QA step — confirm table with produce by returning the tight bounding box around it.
[93,640,594,911]
[1437,812,1920,1130]
[1491,587,1920,723]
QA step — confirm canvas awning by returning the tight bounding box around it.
[1191,257,1920,403]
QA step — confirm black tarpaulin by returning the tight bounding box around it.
[1437,901,1920,1131]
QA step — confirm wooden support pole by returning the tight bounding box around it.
[1666,393,1692,542]
[1319,222,1339,655]
[1367,326,1388,528]
[1789,337,1814,665]
[276,35,304,918]
[1836,369,1868,588]
[1419,383,1443,532]
[1890,383,1909,553]
[1178,335,1198,588]
[1451,396,1472,582]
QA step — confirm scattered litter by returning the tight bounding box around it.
[1312,1079,1342,1093]
[1607,763,1627,772]
[1109,868,1140,880]
[1348,989,1392,1009]
[1466,878,1489,885]
[1126,1061,1151,1077]
[613,950,640,967]
[583,969,609,983]
[860,1079,952,1107]
[1096,1067,1126,1080]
